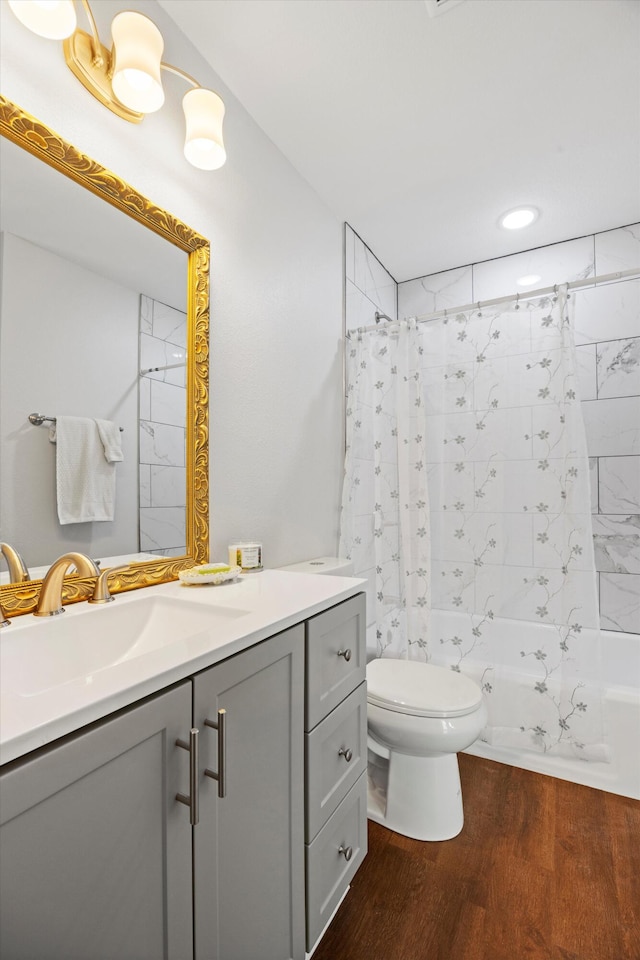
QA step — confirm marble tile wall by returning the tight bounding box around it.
[344,226,398,646]
[139,295,187,557]
[396,223,640,634]
[344,224,398,332]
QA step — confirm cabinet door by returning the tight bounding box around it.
[0,683,193,960]
[193,626,305,960]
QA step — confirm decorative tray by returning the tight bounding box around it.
[178,565,242,586]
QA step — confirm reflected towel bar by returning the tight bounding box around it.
[28,413,124,431]
[139,362,186,375]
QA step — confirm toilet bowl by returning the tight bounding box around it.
[366,658,487,842]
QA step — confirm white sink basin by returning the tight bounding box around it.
[3,595,250,696]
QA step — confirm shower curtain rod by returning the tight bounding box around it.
[347,267,640,337]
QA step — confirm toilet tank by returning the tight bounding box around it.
[277,556,354,576]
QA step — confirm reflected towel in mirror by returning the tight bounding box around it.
[48,417,120,524]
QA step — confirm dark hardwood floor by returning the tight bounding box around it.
[312,754,640,960]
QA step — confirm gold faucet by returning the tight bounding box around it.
[0,542,30,582]
[34,552,100,618]
[89,564,129,604]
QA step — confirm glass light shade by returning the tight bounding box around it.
[8,0,77,39]
[183,88,226,171]
[500,207,539,230]
[111,11,164,114]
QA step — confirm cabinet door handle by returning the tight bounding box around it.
[338,746,353,762]
[204,708,226,798]
[176,728,199,825]
[338,844,353,861]
[337,648,352,662]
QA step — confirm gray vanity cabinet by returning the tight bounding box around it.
[304,594,368,950]
[192,624,305,960]
[0,682,194,960]
[0,596,365,960]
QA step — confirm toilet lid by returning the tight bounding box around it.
[366,658,483,718]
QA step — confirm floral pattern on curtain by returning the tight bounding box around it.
[340,320,431,660]
[340,291,606,759]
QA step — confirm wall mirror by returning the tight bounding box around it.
[0,97,209,616]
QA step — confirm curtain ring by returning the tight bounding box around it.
[515,292,520,311]
[477,301,482,317]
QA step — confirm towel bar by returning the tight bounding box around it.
[28,413,124,431]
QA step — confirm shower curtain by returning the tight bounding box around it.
[340,290,606,759]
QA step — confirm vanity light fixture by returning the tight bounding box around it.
[8,0,226,170]
[499,206,539,230]
[7,0,77,38]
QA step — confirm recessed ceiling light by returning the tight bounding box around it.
[517,274,542,287]
[499,207,539,230]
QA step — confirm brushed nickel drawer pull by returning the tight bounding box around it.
[338,844,353,861]
[204,708,226,798]
[338,746,353,762]
[337,648,352,662]
[176,728,199,825]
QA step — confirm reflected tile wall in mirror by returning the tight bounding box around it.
[138,295,187,557]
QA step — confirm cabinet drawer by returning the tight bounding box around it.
[305,773,368,950]
[305,682,367,842]
[305,593,366,730]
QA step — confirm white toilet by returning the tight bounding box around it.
[277,556,355,577]
[367,658,487,842]
[277,558,485,841]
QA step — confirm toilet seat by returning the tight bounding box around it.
[367,658,483,719]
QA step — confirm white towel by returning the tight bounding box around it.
[95,419,124,463]
[49,416,118,524]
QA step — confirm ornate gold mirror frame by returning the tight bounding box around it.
[0,97,209,616]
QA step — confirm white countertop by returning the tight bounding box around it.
[0,570,366,765]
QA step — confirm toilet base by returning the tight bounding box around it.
[367,743,464,841]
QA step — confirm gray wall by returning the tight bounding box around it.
[0,233,140,566]
[1,0,345,571]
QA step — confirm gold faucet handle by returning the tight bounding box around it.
[89,565,129,604]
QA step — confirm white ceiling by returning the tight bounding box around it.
[0,137,187,310]
[159,0,640,282]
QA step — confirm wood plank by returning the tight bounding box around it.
[604,790,640,958]
[311,754,640,960]
[552,777,625,960]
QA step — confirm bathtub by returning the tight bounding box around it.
[366,610,640,800]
